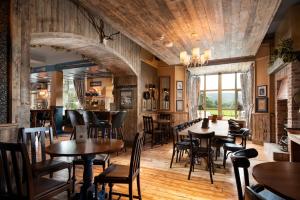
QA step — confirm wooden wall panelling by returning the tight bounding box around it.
[252,113,270,144]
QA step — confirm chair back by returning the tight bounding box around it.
[0,142,34,200]
[67,110,84,127]
[159,113,171,120]
[111,111,127,129]
[20,127,54,164]
[143,116,154,134]
[172,126,180,146]
[241,128,250,148]
[129,133,144,179]
[244,186,266,200]
[231,148,258,200]
[82,110,96,125]
[188,131,215,154]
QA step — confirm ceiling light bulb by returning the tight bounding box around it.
[204,49,211,60]
[180,51,187,63]
[192,48,200,58]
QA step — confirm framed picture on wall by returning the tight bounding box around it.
[255,97,268,113]
[176,100,184,111]
[257,85,267,97]
[176,81,183,90]
[177,89,183,100]
[120,90,133,109]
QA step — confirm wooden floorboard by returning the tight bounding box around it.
[46,135,267,200]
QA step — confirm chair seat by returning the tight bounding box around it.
[214,137,235,146]
[34,177,72,200]
[95,164,130,183]
[223,143,244,152]
[73,154,109,165]
[32,159,71,177]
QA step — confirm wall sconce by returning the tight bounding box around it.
[38,89,48,98]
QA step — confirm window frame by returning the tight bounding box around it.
[201,72,241,119]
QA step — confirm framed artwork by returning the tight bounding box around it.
[257,85,267,97]
[256,97,268,113]
[120,90,133,109]
[176,81,183,90]
[176,100,184,111]
[177,89,183,100]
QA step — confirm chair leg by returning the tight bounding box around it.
[72,164,76,193]
[208,156,213,184]
[137,174,142,200]
[188,157,193,180]
[223,149,227,168]
[151,134,154,148]
[129,182,133,200]
[109,183,113,200]
[170,147,175,168]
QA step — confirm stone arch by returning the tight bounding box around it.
[31,32,137,76]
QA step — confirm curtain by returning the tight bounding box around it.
[73,78,85,108]
[240,64,254,128]
[187,71,200,120]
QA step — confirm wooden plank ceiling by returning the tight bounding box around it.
[80,0,281,65]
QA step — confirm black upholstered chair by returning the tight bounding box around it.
[67,110,85,140]
[188,130,215,184]
[0,142,72,200]
[94,133,144,200]
[231,148,284,200]
[20,127,72,180]
[170,126,190,168]
[223,128,250,168]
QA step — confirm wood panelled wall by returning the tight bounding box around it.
[29,0,141,75]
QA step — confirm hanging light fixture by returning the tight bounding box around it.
[180,48,211,68]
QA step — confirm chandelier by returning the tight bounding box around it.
[180,48,211,68]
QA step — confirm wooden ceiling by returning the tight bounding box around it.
[80,0,281,65]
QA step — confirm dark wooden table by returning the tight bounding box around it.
[179,120,229,138]
[252,162,300,200]
[46,138,124,200]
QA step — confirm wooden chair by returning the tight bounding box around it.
[143,116,163,147]
[223,128,250,168]
[94,133,144,200]
[20,127,71,180]
[0,142,72,200]
[67,110,85,140]
[170,126,190,168]
[188,131,215,184]
[231,148,284,200]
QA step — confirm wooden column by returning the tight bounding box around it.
[10,0,31,127]
[50,71,64,134]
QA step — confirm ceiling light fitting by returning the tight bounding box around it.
[180,48,211,68]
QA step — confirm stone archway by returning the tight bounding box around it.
[31,32,139,140]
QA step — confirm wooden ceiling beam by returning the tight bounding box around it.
[205,56,255,66]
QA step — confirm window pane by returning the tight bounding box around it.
[222,73,235,89]
[237,73,241,89]
[206,91,218,116]
[206,75,218,90]
[222,90,236,119]
[200,75,204,90]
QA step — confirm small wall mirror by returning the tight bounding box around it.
[160,76,170,110]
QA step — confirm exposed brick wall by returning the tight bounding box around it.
[274,61,300,143]
[0,0,10,123]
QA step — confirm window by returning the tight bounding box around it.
[63,79,80,111]
[199,73,242,119]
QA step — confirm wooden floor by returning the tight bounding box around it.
[49,136,268,200]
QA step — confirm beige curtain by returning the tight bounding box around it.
[73,78,85,108]
[187,71,200,120]
[240,64,254,128]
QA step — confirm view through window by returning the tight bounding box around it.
[199,73,242,119]
[63,79,81,111]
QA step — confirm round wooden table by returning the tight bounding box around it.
[252,162,300,200]
[46,138,124,200]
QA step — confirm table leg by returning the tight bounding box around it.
[80,155,95,200]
